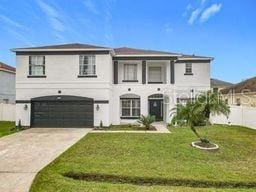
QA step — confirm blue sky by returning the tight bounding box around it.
[0,0,255,83]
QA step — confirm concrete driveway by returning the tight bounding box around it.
[0,128,91,192]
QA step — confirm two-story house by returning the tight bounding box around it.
[0,62,15,104]
[13,43,212,128]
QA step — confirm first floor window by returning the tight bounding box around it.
[79,55,96,75]
[121,99,140,117]
[185,63,192,74]
[29,56,45,76]
[124,64,137,81]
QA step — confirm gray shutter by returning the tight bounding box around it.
[170,60,175,84]
[29,56,32,75]
[43,56,45,75]
[113,61,118,84]
[142,60,146,84]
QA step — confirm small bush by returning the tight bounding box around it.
[137,115,155,130]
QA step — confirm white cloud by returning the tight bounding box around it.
[37,0,65,32]
[84,0,99,15]
[183,3,193,17]
[201,0,207,5]
[7,28,34,46]
[164,22,173,33]
[200,3,222,23]
[188,8,202,25]
[0,14,25,29]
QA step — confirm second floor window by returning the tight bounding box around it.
[124,64,137,81]
[185,63,192,74]
[148,67,162,83]
[29,56,45,76]
[79,55,96,76]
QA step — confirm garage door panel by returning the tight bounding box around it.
[31,99,94,128]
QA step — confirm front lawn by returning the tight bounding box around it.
[0,121,15,138]
[30,125,256,192]
[97,124,155,131]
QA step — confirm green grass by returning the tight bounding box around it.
[0,121,15,138]
[30,125,256,192]
[100,124,153,131]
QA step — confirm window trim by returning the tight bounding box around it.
[29,55,45,77]
[184,63,193,75]
[120,98,140,119]
[123,63,138,81]
[79,55,96,76]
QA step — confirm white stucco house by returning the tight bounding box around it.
[12,43,213,127]
[0,62,15,104]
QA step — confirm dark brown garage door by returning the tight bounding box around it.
[31,95,93,128]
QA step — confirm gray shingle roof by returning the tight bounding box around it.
[12,43,213,59]
[221,77,256,94]
[211,78,234,87]
[0,62,15,73]
[13,43,111,50]
[113,47,180,55]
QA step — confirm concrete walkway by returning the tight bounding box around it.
[91,122,170,133]
[152,121,170,133]
[0,128,91,192]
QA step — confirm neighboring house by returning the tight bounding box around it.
[12,43,213,127]
[210,78,233,93]
[221,77,256,107]
[0,62,15,104]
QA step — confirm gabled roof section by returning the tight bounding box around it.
[221,77,256,94]
[0,62,15,73]
[12,43,112,52]
[114,47,181,56]
[113,47,213,60]
[211,78,234,87]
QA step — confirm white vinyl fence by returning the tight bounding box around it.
[0,103,15,121]
[211,105,256,130]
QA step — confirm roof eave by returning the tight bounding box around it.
[178,57,214,61]
[0,68,16,74]
[114,54,181,57]
[11,48,113,52]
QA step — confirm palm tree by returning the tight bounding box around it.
[171,101,205,141]
[171,91,230,143]
[197,91,230,123]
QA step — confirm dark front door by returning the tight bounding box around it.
[149,99,163,121]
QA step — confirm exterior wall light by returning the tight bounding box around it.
[24,104,28,110]
[96,104,100,111]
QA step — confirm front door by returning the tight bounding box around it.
[149,100,163,121]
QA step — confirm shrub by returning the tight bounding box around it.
[137,115,155,130]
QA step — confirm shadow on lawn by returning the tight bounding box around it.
[64,172,256,189]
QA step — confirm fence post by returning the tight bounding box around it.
[0,103,3,121]
[241,105,244,127]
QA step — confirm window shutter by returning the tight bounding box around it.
[114,61,118,84]
[29,56,32,75]
[142,60,146,84]
[170,60,175,84]
[43,56,45,75]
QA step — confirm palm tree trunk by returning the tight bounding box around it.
[190,125,201,140]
